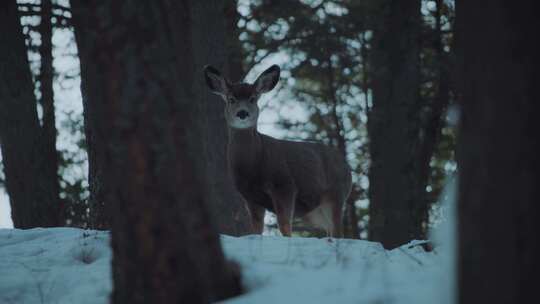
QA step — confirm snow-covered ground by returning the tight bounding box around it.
[0,227,452,304]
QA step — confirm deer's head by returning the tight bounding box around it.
[204,65,280,130]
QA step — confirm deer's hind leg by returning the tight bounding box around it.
[304,203,333,236]
[321,193,345,238]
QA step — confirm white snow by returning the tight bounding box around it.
[0,228,111,304]
[0,190,13,228]
[427,176,457,304]
[0,228,453,304]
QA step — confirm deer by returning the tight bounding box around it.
[203,64,352,238]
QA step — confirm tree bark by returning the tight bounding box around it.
[456,1,540,303]
[345,189,360,239]
[38,0,62,224]
[71,4,111,229]
[367,0,423,249]
[76,1,243,302]
[72,0,251,235]
[224,0,245,82]
[0,0,61,228]
[191,1,251,236]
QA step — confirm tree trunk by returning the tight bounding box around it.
[72,0,251,235]
[185,0,251,236]
[38,0,62,224]
[345,189,360,239]
[456,1,540,303]
[325,56,356,239]
[414,0,452,217]
[71,4,110,229]
[76,1,243,302]
[224,0,245,82]
[367,0,423,249]
[0,0,61,228]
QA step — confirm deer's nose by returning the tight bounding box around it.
[236,110,249,120]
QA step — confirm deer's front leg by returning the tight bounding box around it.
[245,201,265,234]
[269,187,296,237]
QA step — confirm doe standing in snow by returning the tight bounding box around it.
[204,65,352,237]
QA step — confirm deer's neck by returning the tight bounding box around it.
[228,128,263,175]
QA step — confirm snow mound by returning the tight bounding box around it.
[0,228,111,304]
[0,228,449,304]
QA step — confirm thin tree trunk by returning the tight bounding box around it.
[349,190,361,238]
[0,0,61,228]
[325,56,357,238]
[38,0,62,224]
[71,3,112,230]
[75,1,243,302]
[224,0,245,82]
[367,0,423,249]
[414,0,451,220]
[456,1,540,303]
[344,189,360,239]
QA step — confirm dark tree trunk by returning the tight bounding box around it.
[38,0,62,224]
[205,0,252,235]
[0,0,61,228]
[224,0,245,83]
[344,189,360,239]
[76,1,243,302]
[71,4,110,229]
[72,0,251,235]
[189,1,251,236]
[456,1,540,303]
[367,0,423,249]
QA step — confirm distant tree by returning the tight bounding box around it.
[76,1,243,302]
[38,0,62,225]
[0,0,61,228]
[456,1,540,303]
[225,0,245,82]
[17,0,90,228]
[418,0,456,216]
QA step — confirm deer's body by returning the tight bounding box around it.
[204,65,352,237]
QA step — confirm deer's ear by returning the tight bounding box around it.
[204,65,229,97]
[254,65,280,94]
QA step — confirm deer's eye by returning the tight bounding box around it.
[228,97,236,104]
[249,97,256,103]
